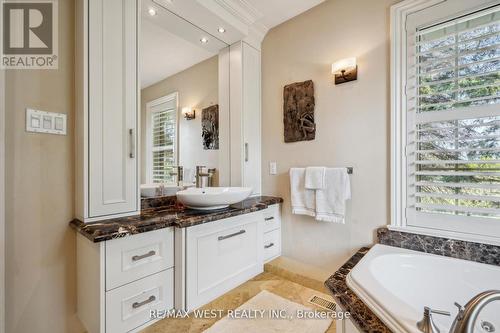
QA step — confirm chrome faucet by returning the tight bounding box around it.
[195,166,209,188]
[417,307,450,333]
[169,166,183,186]
[195,166,216,188]
[449,290,500,333]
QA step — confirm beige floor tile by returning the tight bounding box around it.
[141,272,336,333]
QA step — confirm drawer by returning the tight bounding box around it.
[106,269,173,333]
[106,228,174,290]
[186,213,263,310]
[262,204,281,233]
[263,228,281,262]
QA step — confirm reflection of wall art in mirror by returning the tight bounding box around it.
[283,80,316,143]
[202,104,219,150]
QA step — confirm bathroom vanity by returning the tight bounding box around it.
[71,197,282,333]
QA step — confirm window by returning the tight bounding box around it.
[146,93,178,184]
[392,0,500,241]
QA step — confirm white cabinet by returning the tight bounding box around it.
[105,227,174,290]
[106,269,173,333]
[185,212,264,310]
[179,205,281,311]
[76,0,139,222]
[263,204,281,262]
[230,41,262,195]
[76,228,174,333]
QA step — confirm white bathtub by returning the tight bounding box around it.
[346,244,500,333]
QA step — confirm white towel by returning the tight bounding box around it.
[305,167,326,189]
[315,168,351,223]
[289,168,316,217]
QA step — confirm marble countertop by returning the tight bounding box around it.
[325,247,392,333]
[70,196,283,243]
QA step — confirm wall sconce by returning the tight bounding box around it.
[182,107,195,120]
[332,57,358,85]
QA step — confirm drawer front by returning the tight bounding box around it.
[263,204,281,233]
[186,213,264,310]
[106,228,174,290]
[106,269,173,333]
[263,229,281,262]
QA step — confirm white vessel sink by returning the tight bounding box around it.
[176,187,253,210]
[140,184,183,198]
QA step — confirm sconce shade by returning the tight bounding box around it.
[331,57,357,74]
[332,57,357,85]
[182,107,196,120]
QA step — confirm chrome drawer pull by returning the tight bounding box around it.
[132,295,156,309]
[264,217,274,221]
[264,242,275,249]
[132,250,156,262]
[218,229,246,241]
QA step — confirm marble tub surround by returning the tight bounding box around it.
[377,227,500,266]
[70,196,283,242]
[325,247,391,333]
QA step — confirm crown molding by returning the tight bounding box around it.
[210,0,264,25]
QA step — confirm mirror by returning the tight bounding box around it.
[139,0,229,197]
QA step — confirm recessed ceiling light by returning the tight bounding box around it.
[218,27,226,33]
[148,8,157,16]
[200,37,209,44]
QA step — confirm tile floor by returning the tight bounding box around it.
[141,271,336,333]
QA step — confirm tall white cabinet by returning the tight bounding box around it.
[230,41,262,195]
[76,0,139,222]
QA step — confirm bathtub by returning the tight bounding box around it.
[346,244,500,333]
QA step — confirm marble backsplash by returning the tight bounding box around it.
[377,227,500,266]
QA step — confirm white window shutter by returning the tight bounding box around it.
[405,5,500,232]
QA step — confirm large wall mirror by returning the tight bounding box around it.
[140,0,229,197]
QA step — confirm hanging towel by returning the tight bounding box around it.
[315,168,351,223]
[289,168,316,217]
[305,167,326,189]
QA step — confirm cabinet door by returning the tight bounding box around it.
[88,0,138,217]
[242,43,261,195]
[186,212,264,310]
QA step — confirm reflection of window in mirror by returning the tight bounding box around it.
[146,92,178,184]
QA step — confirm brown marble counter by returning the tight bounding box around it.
[325,247,392,333]
[70,196,283,243]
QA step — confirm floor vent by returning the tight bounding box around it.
[308,295,336,311]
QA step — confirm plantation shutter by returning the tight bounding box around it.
[406,5,500,234]
[150,99,177,184]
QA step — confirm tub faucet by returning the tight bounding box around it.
[449,290,500,333]
[417,307,450,333]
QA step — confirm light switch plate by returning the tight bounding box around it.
[269,162,277,175]
[26,108,67,135]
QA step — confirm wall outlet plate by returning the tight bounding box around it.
[26,108,67,135]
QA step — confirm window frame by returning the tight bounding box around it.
[390,0,500,245]
[145,92,179,184]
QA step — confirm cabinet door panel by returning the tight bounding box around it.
[88,0,137,217]
[242,43,261,195]
[186,213,264,310]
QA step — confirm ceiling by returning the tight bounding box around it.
[140,19,217,88]
[245,0,325,30]
[140,0,325,88]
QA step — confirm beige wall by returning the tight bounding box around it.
[141,56,219,184]
[261,0,397,271]
[4,0,84,332]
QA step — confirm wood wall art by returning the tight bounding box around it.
[202,104,219,150]
[283,80,316,143]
